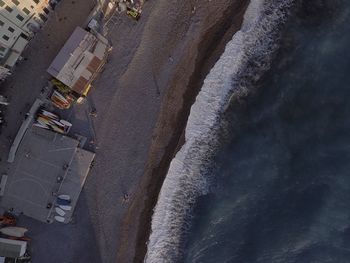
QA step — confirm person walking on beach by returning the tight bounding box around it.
[123,193,129,203]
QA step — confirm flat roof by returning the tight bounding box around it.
[0,238,26,258]
[47,27,88,77]
[1,126,95,223]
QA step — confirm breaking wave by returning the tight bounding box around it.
[145,0,296,262]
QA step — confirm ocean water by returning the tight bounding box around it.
[184,0,350,262]
[146,0,350,262]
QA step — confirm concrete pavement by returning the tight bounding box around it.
[0,0,96,168]
[0,0,100,262]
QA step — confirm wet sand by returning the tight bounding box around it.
[111,0,250,262]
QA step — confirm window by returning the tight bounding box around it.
[20,33,29,40]
[0,21,4,27]
[2,35,9,41]
[43,7,49,14]
[23,7,31,15]
[16,14,24,21]
[0,46,6,57]
[5,6,13,13]
[38,13,47,22]
[11,0,19,5]
[33,0,39,3]
[8,27,14,33]
[0,0,4,7]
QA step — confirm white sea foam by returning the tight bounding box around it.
[145,1,295,262]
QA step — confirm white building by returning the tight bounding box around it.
[0,0,52,76]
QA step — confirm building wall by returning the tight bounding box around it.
[0,12,26,49]
[0,64,10,79]
[0,0,51,68]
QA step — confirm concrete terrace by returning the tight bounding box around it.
[2,125,95,223]
[0,0,102,262]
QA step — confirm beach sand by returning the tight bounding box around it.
[1,0,249,262]
[106,0,248,262]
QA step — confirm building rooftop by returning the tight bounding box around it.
[0,238,26,259]
[1,126,94,223]
[47,27,88,77]
[47,27,109,95]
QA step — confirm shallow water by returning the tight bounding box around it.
[184,1,350,262]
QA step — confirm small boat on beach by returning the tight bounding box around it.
[59,205,72,211]
[54,216,65,223]
[0,227,28,237]
[55,207,66,217]
[58,194,70,201]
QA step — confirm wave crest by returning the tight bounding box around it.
[145,1,295,262]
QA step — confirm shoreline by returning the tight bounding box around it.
[116,0,250,261]
[0,0,251,262]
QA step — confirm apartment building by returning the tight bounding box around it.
[0,0,52,78]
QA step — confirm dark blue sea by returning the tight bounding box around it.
[184,1,350,262]
[145,0,350,262]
